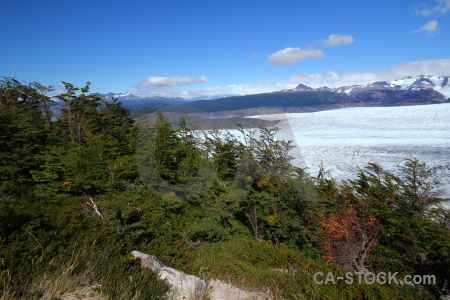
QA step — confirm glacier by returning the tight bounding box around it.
[249,103,450,201]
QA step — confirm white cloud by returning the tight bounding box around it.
[413,20,439,35]
[389,58,450,77]
[133,59,450,99]
[287,71,340,86]
[267,47,324,66]
[180,83,283,98]
[322,34,355,47]
[287,71,380,89]
[418,0,450,16]
[134,80,294,99]
[135,75,208,89]
[287,59,450,88]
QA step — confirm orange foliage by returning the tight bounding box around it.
[319,205,380,271]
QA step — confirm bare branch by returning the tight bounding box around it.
[86,197,103,219]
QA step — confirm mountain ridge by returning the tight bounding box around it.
[287,75,450,98]
[102,75,450,117]
[183,88,447,117]
[100,75,450,104]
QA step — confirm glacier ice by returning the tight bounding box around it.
[251,103,450,201]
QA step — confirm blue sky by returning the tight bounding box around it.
[1,0,449,98]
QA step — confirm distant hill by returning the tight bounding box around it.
[175,75,449,116]
[98,92,186,113]
[182,87,448,117]
[285,75,450,98]
[187,91,356,116]
[104,75,450,118]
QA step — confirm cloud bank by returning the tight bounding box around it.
[267,47,324,66]
[135,75,208,89]
[288,59,450,88]
[418,0,450,16]
[133,59,450,99]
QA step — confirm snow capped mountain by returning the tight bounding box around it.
[290,75,450,98]
[388,75,450,98]
[188,94,234,101]
[99,92,234,102]
[99,92,187,103]
[101,92,143,101]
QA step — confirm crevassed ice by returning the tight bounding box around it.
[249,103,450,201]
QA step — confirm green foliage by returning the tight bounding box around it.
[136,113,215,201]
[340,160,450,294]
[55,81,102,143]
[0,193,170,299]
[1,76,449,299]
[93,251,169,300]
[0,193,32,241]
[187,219,229,243]
[0,77,49,195]
[250,125,295,176]
[206,130,243,181]
[185,237,429,300]
[30,81,138,197]
[396,158,441,218]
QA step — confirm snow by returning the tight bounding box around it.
[431,76,450,98]
[343,87,354,94]
[388,76,450,98]
[249,103,450,202]
[293,75,450,98]
[117,93,131,97]
[389,77,416,90]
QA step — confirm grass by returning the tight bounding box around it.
[182,237,433,300]
[1,244,170,300]
[0,190,439,300]
[0,193,170,300]
[35,251,93,299]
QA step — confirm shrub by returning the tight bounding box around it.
[187,219,229,243]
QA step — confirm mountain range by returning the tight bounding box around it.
[285,75,450,98]
[102,75,450,117]
[183,75,450,116]
[99,92,231,104]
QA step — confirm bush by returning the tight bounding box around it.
[187,219,229,243]
[184,237,431,300]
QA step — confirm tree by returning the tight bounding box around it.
[31,81,138,197]
[395,158,440,218]
[95,97,136,155]
[0,77,48,195]
[30,81,55,129]
[136,113,214,200]
[238,125,295,180]
[55,81,103,143]
[319,204,380,272]
[152,112,183,184]
[332,160,450,281]
[205,130,242,182]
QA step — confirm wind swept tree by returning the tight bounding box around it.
[0,76,48,195]
[30,81,55,129]
[253,126,295,177]
[56,81,103,143]
[137,112,214,200]
[395,158,440,218]
[32,81,138,197]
